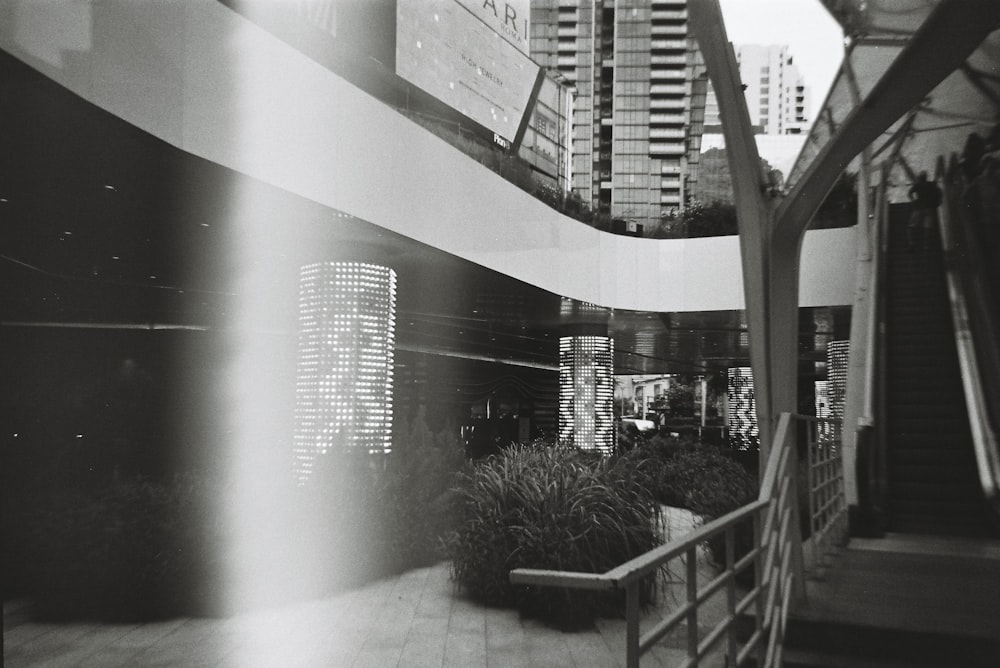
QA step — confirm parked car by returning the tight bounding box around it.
[620,416,657,434]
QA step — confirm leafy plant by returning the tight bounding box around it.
[378,409,465,571]
[21,473,222,620]
[628,437,756,512]
[448,446,662,629]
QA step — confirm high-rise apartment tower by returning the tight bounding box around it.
[530,0,707,229]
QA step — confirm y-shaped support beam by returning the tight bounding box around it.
[691,0,1000,464]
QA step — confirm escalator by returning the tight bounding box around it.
[884,204,1000,537]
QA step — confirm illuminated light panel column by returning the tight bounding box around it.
[727,367,759,451]
[294,262,396,483]
[825,340,850,444]
[559,336,614,454]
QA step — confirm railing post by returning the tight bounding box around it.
[807,418,817,571]
[726,526,737,666]
[787,422,807,601]
[687,546,699,666]
[626,580,640,668]
[754,508,765,668]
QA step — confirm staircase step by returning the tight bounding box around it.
[889,448,978,466]
[885,329,954,340]
[888,492,984,514]
[888,294,945,301]
[779,647,946,668]
[885,416,969,433]
[885,404,967,419]
[885,330,952,339]
[886,331,952,338]
[885,318,952,327]
[886,275,944,284]
[886,369,961,382]
[890,464,980,483]
[889,478,981,496]
[887,514,993,537]
[885,386,965,401]
[884,435,972,450]
[887,339,954,349]
[887,354,957,363]
[781,616,1000,668]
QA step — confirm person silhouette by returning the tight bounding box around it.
[907,172,942,250]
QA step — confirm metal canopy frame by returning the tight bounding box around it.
[688,0,1000,461]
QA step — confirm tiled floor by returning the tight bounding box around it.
[5,563,731,668]
[4,510,731,667]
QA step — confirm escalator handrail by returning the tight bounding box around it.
[936,157,1000,512]
[854,161,890,534]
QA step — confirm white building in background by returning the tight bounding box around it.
[701,43,811,179]
[705,44,810,136]
[737,44,810,135]
[617,374,674,417]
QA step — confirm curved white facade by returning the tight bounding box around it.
[0,0,854,313]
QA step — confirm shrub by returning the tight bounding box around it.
[378,410,465,571]
[629,437,757,513]
[625,433,700,507]
[628,441,759,574]
[673,449,758,520]
[448,446,662,629]
[21,473,221,621]
[13,407,467,622]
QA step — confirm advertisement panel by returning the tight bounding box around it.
[454,0,530,55]
[396,0,540,146]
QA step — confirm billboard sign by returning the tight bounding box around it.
[454,0,530,55]
[396,0,540,146]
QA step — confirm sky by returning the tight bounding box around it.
[719,0,845,107]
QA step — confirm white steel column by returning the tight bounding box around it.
[687,1,785,460]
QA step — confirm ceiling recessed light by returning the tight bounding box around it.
[104,184,116,190]
[0,198,8,203]
[111,256,120,260]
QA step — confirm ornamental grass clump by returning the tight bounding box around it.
[449,446,662,629]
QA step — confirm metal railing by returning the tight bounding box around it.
[510,413,846,667]
[804,417,849,572]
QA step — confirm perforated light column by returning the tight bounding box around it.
[825,340,850,444]
[727,367,759,451]
[559,336,614,454]
[293,262,396,484]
